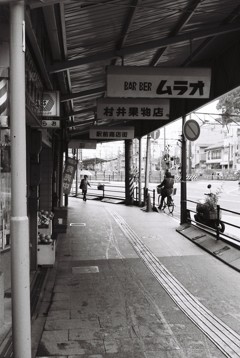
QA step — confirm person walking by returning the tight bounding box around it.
[80,175,91,201]
[157,171,174,210]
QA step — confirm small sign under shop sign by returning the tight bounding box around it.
[107,66,211,99]
[97,97,169,120]
[41,119,60,128]
[89,126,134,140]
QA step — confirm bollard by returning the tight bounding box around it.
[0,272,4,326]
[152,189,158,212]
[146,193,152,212]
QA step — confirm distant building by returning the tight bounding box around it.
[191,123,240,173]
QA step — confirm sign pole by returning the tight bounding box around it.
[181,115,188,225]
[144,134,151,193]
[138,137,142,206]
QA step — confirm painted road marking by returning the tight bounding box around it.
[70,223,86,226]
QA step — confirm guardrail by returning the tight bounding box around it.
[70,181,158,205]
[70,182,126,200]
[70,181,169,209]
[186,199,240,245]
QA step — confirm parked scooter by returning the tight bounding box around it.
[194,184,225,233]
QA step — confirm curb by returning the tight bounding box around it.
[176,224,240,272]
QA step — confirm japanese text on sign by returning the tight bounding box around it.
[89,126,134,140]
[107,66,211,99]
[104,106,164,117]
[41,120,60,128]
[97,98,169,120]
[63,158,78,195]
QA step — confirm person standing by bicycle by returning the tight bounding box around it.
[157,171,174,210]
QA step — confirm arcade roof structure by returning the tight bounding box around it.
[8,0,240,140]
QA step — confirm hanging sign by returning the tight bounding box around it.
[184,119,200,141]
[89,126,134,140]
[37,91,60,117]
[107,66,211,99]
[97,98,169,120]
[63,157,78,195]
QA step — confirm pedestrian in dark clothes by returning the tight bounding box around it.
[79,175,91,201]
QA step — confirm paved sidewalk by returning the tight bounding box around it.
[31,197,231,357]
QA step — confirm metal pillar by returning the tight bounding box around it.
[125,139,134,205]
[59,128,64,206]
[138,137,142,206]
[10,1,32,357]
[144,134,151,201]
[64,141,68,207]
[180,115,188,224]
[144,134,151,188]
[75,149,79,197]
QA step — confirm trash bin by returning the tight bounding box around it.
[97,184,104,190]
[53,207,68,233]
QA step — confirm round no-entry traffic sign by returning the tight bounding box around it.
[184,119,200,141]
[150,129,160,140]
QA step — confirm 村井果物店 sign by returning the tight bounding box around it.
[97,98,169,120]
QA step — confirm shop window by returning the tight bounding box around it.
[0,129,11,250]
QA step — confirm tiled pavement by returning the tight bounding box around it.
[28,197,240,357]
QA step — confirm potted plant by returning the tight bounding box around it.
[204,184,223,219]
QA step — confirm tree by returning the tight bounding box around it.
[216,88,240,124]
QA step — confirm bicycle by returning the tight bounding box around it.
[157,187,177,214]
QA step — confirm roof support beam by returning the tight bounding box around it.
[63,106,96,119]
[25,11,52,89]
[112,0,141,66]
[49,22,240,73]
[61,86,106,102]
[182,3,240,67]
[67,117,95,128]
[115,0,141,49]
[150,0,202,66]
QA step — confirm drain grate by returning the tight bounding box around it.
[72,266,99,274]
[213,246,230,256]
[192,234,207,241]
